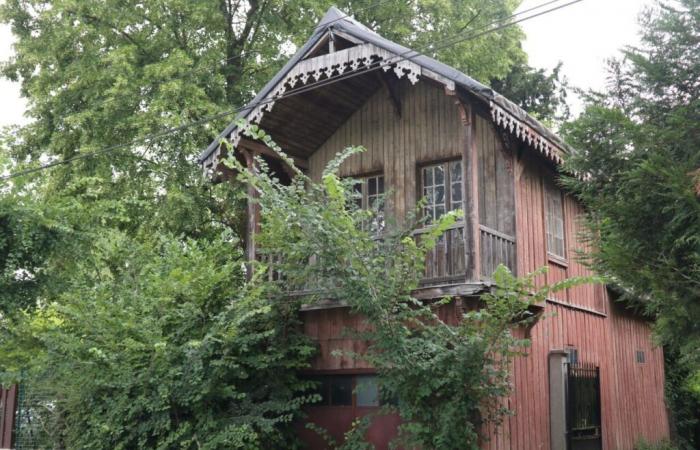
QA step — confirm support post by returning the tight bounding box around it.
[243,148,259,279]
[456,100,480,281]
[549,350,569,450]
[0,385,18,449]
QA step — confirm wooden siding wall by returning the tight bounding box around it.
[493,301,669,450]
[301,80,669,449]
[515,152,605,311]
[0,385,17,449]
[309,79,464,223]
[302,308,372,371]
[482,148,670,450]
[475,114,515,237]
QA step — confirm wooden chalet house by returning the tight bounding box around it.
[200,7,670,450]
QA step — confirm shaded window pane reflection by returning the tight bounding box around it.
[330,376,352,406]
[356,375,379,407]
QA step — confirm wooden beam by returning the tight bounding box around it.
[328,30,336,53]
[412,282,487,300]
[239,137,309,170]
[377,71,402,117]
[0,385,17,449]
[454,99,481,281]
[243,148,259,279]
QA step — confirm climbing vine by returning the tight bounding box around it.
[225,124,591,449]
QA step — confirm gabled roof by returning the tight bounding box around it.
[200,6,571,169]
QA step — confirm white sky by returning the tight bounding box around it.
[0,0,651,128]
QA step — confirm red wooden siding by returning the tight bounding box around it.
[298,79,669,449]
[0,385,17,449]
[302,308,373,371]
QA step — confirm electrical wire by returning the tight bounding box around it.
[1,0,584,182]
[35,0,401,117]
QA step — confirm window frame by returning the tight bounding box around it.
[544,179,567,265]
[419,158,464,225]
[636,350,646,364]
[304,373,385,409]
[349,172,386,233]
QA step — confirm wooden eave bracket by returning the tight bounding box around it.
[239,137,309,172]
[377,70,402,117]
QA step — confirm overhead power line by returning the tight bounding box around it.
[1,0,584,182]
[36,0,400,117]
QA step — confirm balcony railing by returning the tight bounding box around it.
[414,222,467,285]
[479,224,516,278]
[255,222,516,290]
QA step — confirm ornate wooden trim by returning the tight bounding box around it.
[490,101,566,166]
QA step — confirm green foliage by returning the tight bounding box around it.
[0,0,566,308]
[0,1,573,448]
[490,61,570,126]
[634,438,679,450]
[561,0,700,446]
[226,125,588,449]
[2,230,317,449]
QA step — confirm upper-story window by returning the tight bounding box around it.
[545,181,566,261]
[353,174,385,232]
[421,160,462,223]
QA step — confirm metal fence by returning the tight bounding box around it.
[566,362,602,450]
[13,381,60,450]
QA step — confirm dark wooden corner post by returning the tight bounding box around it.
[242,147,260,279]
[454,97,481,282]
[0,384,18,449]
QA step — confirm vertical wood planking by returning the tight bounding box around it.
[302,78,669,450]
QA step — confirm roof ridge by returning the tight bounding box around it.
[199,5,573,167]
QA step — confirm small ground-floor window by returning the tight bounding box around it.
[306,373,382,408]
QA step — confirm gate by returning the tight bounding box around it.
[565,362,602,450]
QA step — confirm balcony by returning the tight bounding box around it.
[414,222,515,286]
[256,221,515,295]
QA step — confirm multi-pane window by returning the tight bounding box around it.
[421,160,463,223]
[306,374,384,407]
[636,350,646,364]
[545,181,566,260]
[309,375,353,406]
[353,174,385,232]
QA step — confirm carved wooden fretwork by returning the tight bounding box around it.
[490,101,566,166]
[202,42,460,171]
[231,43,421,147]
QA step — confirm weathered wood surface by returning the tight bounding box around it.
[0,385,17,449]
[475,114,515,238]
[309,79,464,223]
[494,300,669,450]
[301,299,669,450]
[309,80,517,283]
[514,151,606,313]
[300,78,668,449]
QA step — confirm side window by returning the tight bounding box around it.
[545,181,566,260]
[421,160,462,223]
[309,375,353,406]
[636,350,646,364]
[355,375,379,407]
[306,374,385,408]
[353,174,385,232]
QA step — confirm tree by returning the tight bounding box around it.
[2,228,318,449]
[0,1,574,447]
[223,126,585,449]
[0,0,544,314]
[490,60,570,126]
[561,0,700,446]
